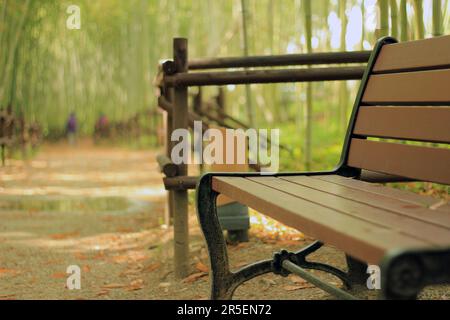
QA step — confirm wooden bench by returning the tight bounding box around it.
[196,36,450,300]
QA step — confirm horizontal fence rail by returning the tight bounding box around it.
[164,66,366,87]
[189,51,371,70]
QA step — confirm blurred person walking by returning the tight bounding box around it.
[66,112,77,145]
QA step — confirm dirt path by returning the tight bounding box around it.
[0,142,448,300]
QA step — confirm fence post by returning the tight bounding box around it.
[172,38,189,279]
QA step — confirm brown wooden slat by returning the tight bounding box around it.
[212,176,428,263]
[282,175,450,228]
[317,174,450,213]
[248,176,450,245]
[348,139,450,184]
[354,106,450,143]
[373,36,450,73]
[362,69,450,104]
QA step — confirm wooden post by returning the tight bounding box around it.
[172,38,189,279]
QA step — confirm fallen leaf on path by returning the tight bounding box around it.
[159,282,171,288]
[126,285,144,292]
[43,259,63,265]
[101,283,127,289]
[111,251,148,264]
[195,262,209,273]
[51,272,66,279]
[96,290,109,297]
[49,231,80,240]
[82,265,91,273]
[282,283,314,291]
[0,268,19,277]
[74,252,88,260]
[111,255,129,264]
[143,262,160,273]
[126,279,145,291]
[93,251,105,260]
[289,275,308,284]
[120,269,141,277]
[183,272,208,283]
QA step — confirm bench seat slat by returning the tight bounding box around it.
[248,176,450,246]
[362,69,450,104]
[354,106,450,143]
[280,176,450,228]
[212,176,430,264]
[348,139,450,184]
[316,174,450,213]
[372,36,450,73]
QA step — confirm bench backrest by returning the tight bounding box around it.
[344,36,450,185]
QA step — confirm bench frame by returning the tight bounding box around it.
[196,37,450,300]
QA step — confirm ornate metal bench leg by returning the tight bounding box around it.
[197,174,233,299]
[381,248,450,300]
[346,254,368,286]
[197,174,275,299]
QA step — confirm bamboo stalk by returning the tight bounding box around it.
[400,0,408,41]
[433,0,443,37]
[390,0,399,39]
[378,0,390,37]
[304,0,313,171]
[413,0,425,39]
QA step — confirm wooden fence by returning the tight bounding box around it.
[0,107,42,165]
[154,37,371,278]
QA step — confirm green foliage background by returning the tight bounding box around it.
[0,0,449,171]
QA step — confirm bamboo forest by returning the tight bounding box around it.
[0,0,449,303]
